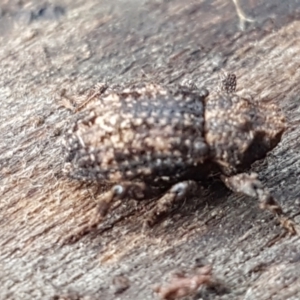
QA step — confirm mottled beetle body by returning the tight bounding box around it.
[65,84,211,186]
[64,75,296,234]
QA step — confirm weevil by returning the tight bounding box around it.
[63,74,296,234]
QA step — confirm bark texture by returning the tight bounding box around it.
[1,0,300,299]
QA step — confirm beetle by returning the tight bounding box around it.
[63,74,295,234]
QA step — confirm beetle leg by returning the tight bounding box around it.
[63,182,147,244]
[222,172,298,234]
[145,180,198,227]
[97,182,147,217]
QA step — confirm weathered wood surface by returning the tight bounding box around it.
[1,0,300,299]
